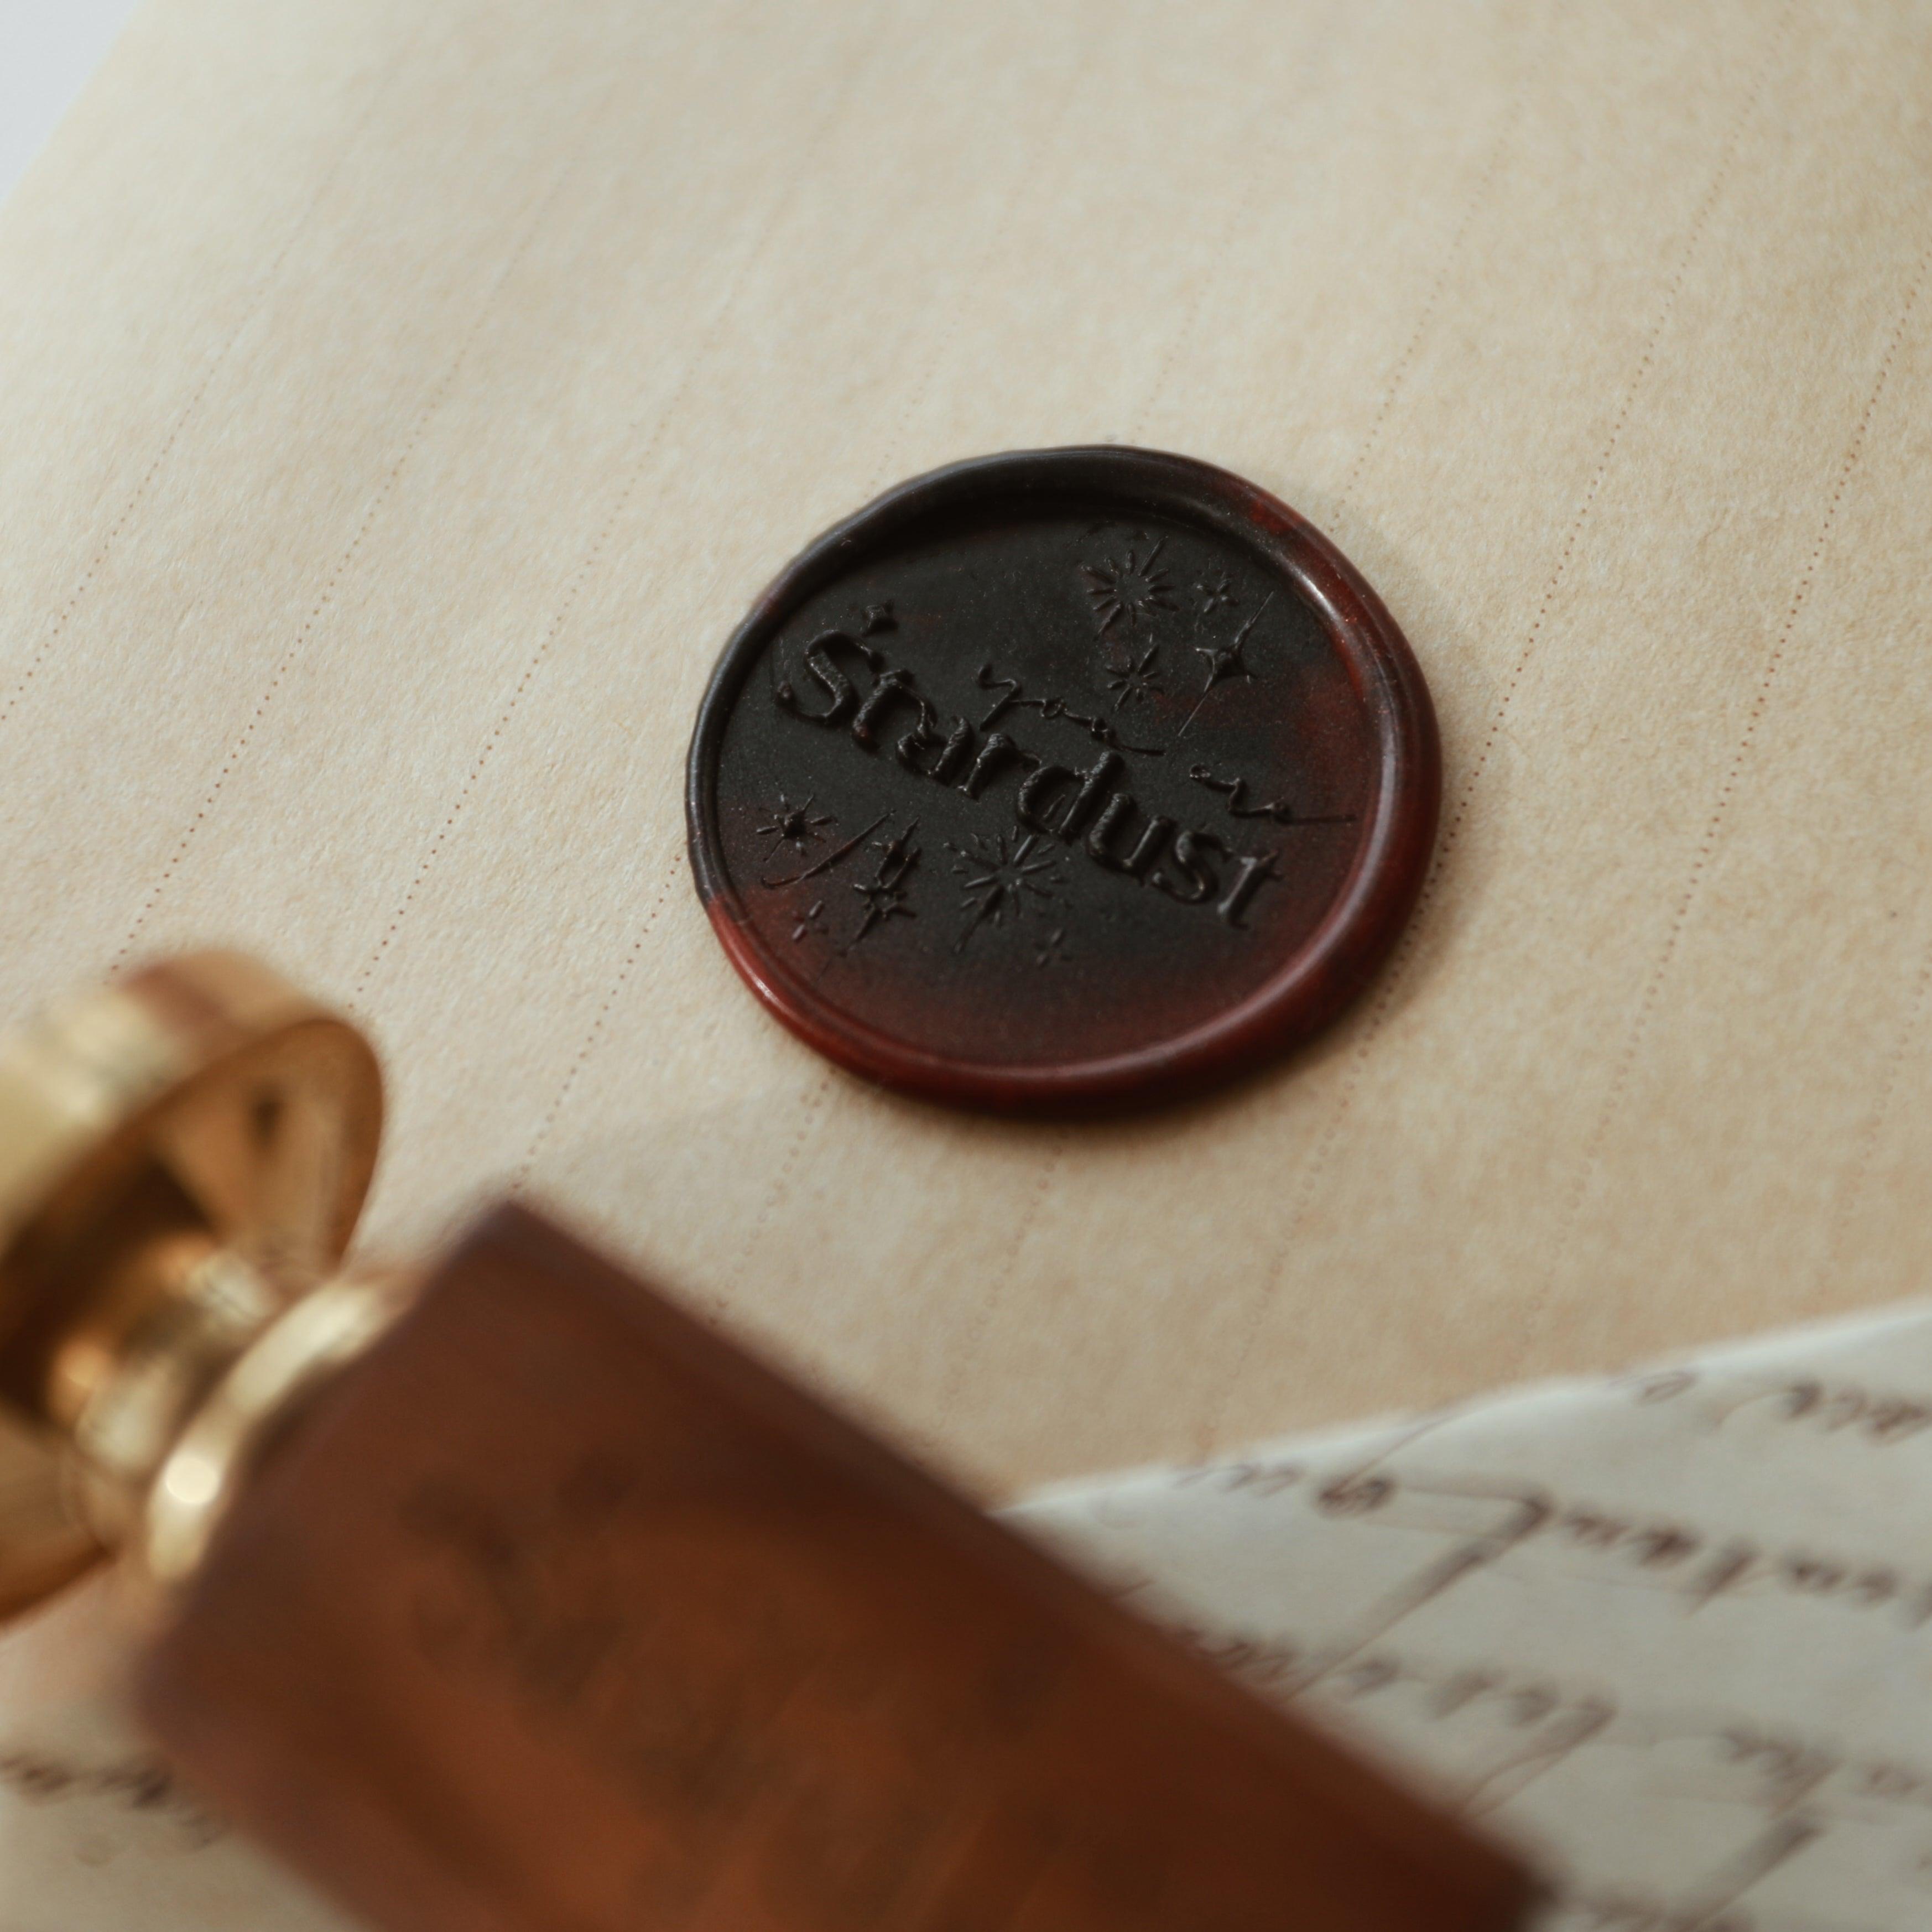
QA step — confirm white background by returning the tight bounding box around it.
[0,0,142,211]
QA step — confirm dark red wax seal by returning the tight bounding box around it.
[686,447,1438,1115]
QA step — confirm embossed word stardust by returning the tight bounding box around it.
[773,627,1283,930]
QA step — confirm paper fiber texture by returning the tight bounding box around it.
[1,0,1930,1493]
[7,1299,1931,1928]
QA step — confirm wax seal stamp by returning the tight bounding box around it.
[688,447,1439,1113]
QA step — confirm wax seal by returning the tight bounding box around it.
[687,447,1438,1113]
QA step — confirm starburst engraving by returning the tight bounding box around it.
[790,899,830,943]
[845,822,920,951]
[947,831,1066,951]
[755,792,833,856]
[1081,538,1175,637]
[1101,642,1162,709]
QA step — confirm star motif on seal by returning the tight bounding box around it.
[1196,571,1238,619]
[1081,538,1176,637]
[852,873,915,943]
[1032,925,1073,969]
[846,822,921,950]
[1194,595,1272,693]
[1102,642,1163,710]
[1183,592,1275,733]
[1194,634,1254,691]
[947,831,1065,951]
[755,792,834,855]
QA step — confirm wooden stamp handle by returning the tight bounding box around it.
[139,1202,1534,1932]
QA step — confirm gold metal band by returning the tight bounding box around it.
[0,953,383,1616]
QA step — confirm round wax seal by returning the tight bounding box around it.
[686,447,1438,1114]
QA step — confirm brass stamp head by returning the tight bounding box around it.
[0,952,382,1616]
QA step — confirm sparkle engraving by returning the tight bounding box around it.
[1032,926,1072,969]
[1081,538,1175,637]
[1184,591,1273,734]
[845,822,921,952]
[1195,571,1237,621]
[1101,642,1162,709]
[947,831,1066,952]
[756,792,834,857]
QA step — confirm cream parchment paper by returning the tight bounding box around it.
[5,1,1932,1923]
[1,0,1930,1495]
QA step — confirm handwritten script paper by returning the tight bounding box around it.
[1019,1301,1932,1932]
[4,1300,1930,1928]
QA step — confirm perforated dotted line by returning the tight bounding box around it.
[348,454,633,999]
[685,0,979,1268]
[1193,9,1790,1455]
[717,1076,829,1311]
[1513,235,1932,1372]
[113,156,575,973]
[1334,58,1529,514]
[351,0,900,1004]
[730,0,1119,1382]
[936,1143,1063,1427]
[1126,0,1354,445]
[860,8,1092,501]
[511,850,683,1192]
[1181,6,1543,1461]
[0,37,416,737]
